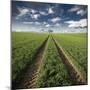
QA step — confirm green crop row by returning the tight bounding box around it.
[12,32,87,87]
[53,33,87,80]
[36,36,72,87]
[12,32,48,82]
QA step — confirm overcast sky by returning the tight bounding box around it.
[12,1,88,33]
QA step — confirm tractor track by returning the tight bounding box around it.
[52,36,87,85]
[12,36,49,89]
[12,34,87,89]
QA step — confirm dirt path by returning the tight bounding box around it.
[13,36,49,89]
[52,36,87,85]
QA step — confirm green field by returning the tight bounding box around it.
[12,32,87,88]
[12,32,48,81]
[53,33,87,80]
[36,37,72,87]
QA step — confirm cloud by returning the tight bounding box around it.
[34,21,41,25]
[77,9,87,16]
[23,21,33,24]
[50,17,61,23]
[16,7,29,19]
[39,11,48,15]
[55,23,60,26]
[45,24,51,27]
[48,7,54,14]
[23,21,41,25]
[65,18,87,28]
[30,9,37,14]
[40,7,54,15]
[16,7,39,20]
[43,21,47,25]
[31,14,40,20]
[68,6,80,12]
[68,5,87,16]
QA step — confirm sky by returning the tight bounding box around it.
[12,0,88,33]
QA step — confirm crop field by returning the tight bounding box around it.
[12,32,48,82]
[12,32,87,89]
[53,33,87,80]
[36,37,72,87]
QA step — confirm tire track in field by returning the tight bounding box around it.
[52,36,87,85]
[13,36,49,89]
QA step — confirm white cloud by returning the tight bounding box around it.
[16,7,40,20]
[23,21,33,24]
[16,7,29,19]
[39,11,48,15]
[31,14,40,20]
[55,23,60,26]
[23,21,41,25]
[77,9,87,16]
[68,5,87,16]
[50,17,61,23]
[30,9,37,14]
[35,22,41,25]
[68,6,80,12]
[43,21,47,25]
[48,7,54,14]
[65,18,87,28]
[45,24,51,27]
